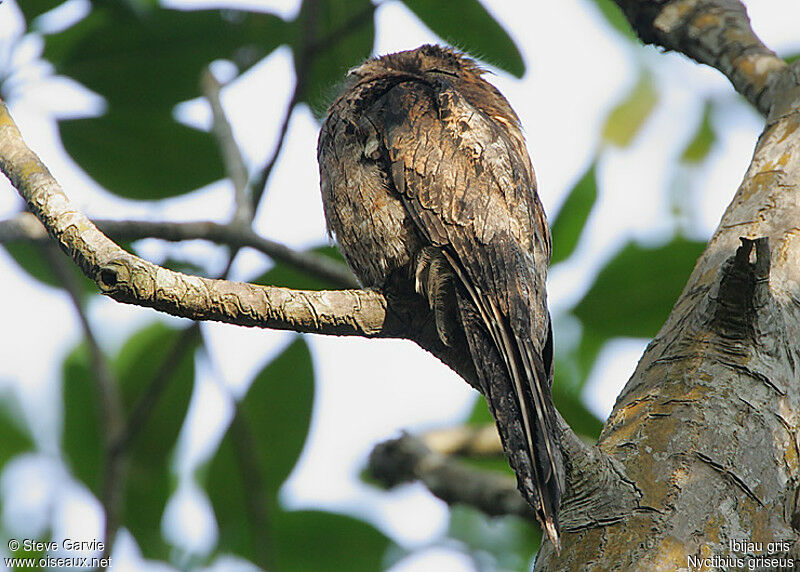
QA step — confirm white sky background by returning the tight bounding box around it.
[0,0,798,570]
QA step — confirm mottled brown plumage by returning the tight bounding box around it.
[317,45,564,547]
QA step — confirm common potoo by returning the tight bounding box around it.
[317,45,564,547]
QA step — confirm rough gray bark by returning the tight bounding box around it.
[533,1,800,569]
[614,0,786,116]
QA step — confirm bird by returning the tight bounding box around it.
[317,44,564,548]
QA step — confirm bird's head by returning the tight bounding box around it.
[341,45,519,128]
[346,44,485,84]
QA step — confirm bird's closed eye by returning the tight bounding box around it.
[429,68,459,78]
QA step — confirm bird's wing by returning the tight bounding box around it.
[373,79,563,545]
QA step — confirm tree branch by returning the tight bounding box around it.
[109,324,200,457]
[202,68,252,224]
[45,246,124,563]
[0,96,497,387]
[368,433,536,520]
[0,212,359,288]
[46,246,123,437]
[250,80,301,212]
[0,99,383,337]
[370,414,642,530]
[249,0,317,211]
[249,0,379,209]
[553,415,645,533]
[613,0,788,116]
[418,423,503,457]
[536,26,800,570]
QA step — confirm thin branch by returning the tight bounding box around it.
[102,320,198,564]
[109,324,200,457]
[45,247,122,435]
[250,80,302,212]
[308,1,378,55]
[0,213,358,288]
[0,211,46,241]
[229,410,273,569]
[419,423,503,457]
[44,247,124,564]
[0,100,383,337]
[248,1,317,211]
[612,0,787,116]
[201,68,252,224]
[249,0,378,209]
[371,415,642,530]
[368,433,537,520]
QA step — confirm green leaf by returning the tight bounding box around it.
[463,401,516,474]
[466,371,601,463]
[448,505,539,571]
[40,9,109,70]
[9,536,47,566]
[116,323,197,559]
[62,343,104,493]
[588,0,637,41]
[206,338,315,565]
[576,329,607,381]
[44,8,287,108]
[550,163,598,265]
[58,108,224,199]
[310,244,345,263]
[204,435,259,563]
[573,237,706,339]
[467,395,494,426]
[272,508,390,571]
[18,0,65,25]
[160,257,209,277]
[293,0,375,117]
[784,53,800,64]
[0,391,34,469]
[552,367,603,439]
[681,101,715,163]
[253,245,348,290]
[45,6,289,199]
[240,337,314,499]
[2,242,96,295]
[602,72,658,147]
[400,0,525,77]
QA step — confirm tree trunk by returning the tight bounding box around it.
[537,1,800,569]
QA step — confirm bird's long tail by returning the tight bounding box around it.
[414,247,564,549]
[455,287,564,551]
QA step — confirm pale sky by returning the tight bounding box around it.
[0,0,797,570]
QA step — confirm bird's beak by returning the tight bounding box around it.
[347,64,367,78]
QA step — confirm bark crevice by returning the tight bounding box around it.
[557,415,644,532]
[712,236,768,341]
